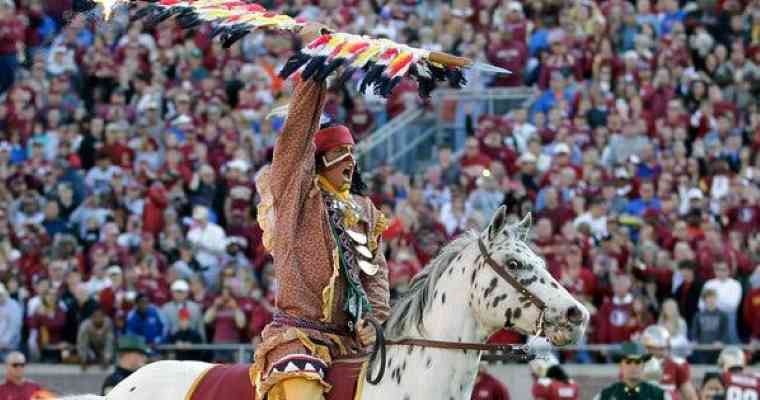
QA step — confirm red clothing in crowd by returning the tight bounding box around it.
[533,378,580,400]
[28,308,67,346]
[726,204,760,236]
[0,380,43,400]
[210,305,244,343]
[460,152,493,173]
[594,294,638,344]
[142,183,168,236]
[135,276,171,306]
[486,38,528,87]
[659,356,691,400]
[240,298,273,340]
[471,371,510,400]
[533,378,550,399]
[555,265,596,300]
[743,288,760,341]
[0,16,24,55]
[721,371,760,400]
[535,206,576,234]
[98,286,132,318]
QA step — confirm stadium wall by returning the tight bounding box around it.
[1,363,720,399]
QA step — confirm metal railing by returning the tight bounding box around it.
[354,87,534,175]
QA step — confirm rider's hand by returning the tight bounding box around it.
[356,319,376,348]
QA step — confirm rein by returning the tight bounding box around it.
[367,237,544,384]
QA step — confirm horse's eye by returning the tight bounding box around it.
[508,260,520,270]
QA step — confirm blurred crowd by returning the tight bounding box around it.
[2,0,760,369]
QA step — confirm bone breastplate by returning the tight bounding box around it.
[321,191,378,322]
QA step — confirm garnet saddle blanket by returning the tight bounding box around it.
[187,359,366,400]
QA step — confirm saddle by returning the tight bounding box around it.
[188,359,366,400]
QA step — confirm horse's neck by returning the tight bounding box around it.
[419,268,488,344]
[396,265,486,398]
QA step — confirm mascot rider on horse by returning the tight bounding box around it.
[252,22,391,400]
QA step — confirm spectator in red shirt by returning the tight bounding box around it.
[536,187,576,235]
[0,352,44,400]
[203,286,246,362]
[460,137,493,183]
[0,0,25,94]
[595,274,639,346]
[27,289,69,362]
[486,28,527,87]
[142,182,168,237]
[557,245,596,306]
[471,366,510,400]
[536,365,580,400]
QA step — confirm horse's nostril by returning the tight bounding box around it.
[566,306,584,324]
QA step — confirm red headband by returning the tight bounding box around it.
[315,125,354,154]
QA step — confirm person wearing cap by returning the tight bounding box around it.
[0,283,22,359]
[161,279,206,343]
[594,342,669,400]
[167,306,205,361]
[249,22,390,400]
[717,346,760,399]
[101,335,149,395]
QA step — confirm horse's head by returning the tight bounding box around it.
[472,206,589,346]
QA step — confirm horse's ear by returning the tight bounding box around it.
[513,212,532,242]
[486,205,508,241]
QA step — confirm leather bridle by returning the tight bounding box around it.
[366,237,546,384]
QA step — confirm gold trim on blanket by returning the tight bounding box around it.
[184,364,218,400]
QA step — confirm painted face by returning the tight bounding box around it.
[320,145,355,192]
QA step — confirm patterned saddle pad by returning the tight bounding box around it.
[188,360,365,400]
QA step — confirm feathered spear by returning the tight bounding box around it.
[75,0,510,97]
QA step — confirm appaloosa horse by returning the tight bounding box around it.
[64,207,589,400]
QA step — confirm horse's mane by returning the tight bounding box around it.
[384,230,478,339]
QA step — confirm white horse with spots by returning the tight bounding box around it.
[63,207,588,400]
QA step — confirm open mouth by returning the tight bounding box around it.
[341,166,353,180]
